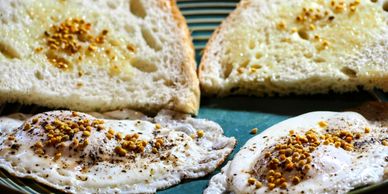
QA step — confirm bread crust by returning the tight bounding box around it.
[166,0,200,115]
[198,0,251,95]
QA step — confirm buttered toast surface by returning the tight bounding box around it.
[199,0,388,96]
[0,0,199,114]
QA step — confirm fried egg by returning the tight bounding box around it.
[205,111,388,194]
[0,110,236,193]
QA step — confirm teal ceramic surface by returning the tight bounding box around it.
[0,0,387,193]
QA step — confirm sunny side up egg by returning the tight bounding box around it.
[0,110,236,193]
[205,111,388,194]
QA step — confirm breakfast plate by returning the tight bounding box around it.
[0,0,387,193]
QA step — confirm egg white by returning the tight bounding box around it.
[0,110,236,193]
[205,111,388,194]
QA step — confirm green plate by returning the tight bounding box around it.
[0,0,387,193]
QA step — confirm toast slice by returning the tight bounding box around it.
[0,0,199,114]
[199,0,388,96]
